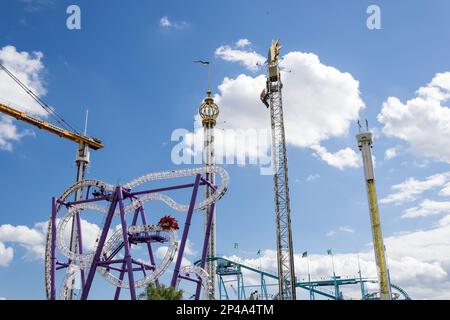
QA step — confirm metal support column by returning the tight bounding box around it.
[357,131,391,300]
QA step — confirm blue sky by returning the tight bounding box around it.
[1,0,450,300]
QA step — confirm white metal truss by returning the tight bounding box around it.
[204,121,216,300]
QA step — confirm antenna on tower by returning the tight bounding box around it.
[357,120,362,133]
[365,119,369,132]
[83,109,89,136]
[194,60,211,93]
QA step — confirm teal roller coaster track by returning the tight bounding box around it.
[195,257,411,300]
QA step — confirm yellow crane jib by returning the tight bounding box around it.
[0,102,104,150]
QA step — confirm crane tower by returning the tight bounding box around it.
[356,128,391,300]
[0,62,104,300]
[260,40,296,300]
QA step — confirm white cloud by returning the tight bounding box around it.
[0,296,5,300]
[380,172,450,205]
[159,16,188,30]
[156,246,191,267]
[439,182,450,196]
[306,174,320,182]
[311,145,360,170]
[439,215,450,226]
[183,239,196,257]
[326,230,336,237]
[326,226,354,237]
[214,46,365,170]
[378,72,450,163]
[339,226,355,234]
[0,223,45,260]
[215,46,265,72]
[403,199,450,218]
[181,117,272,167]
[0,116,34,151]
[0,224,44,245]
[0,218,102,262]
[160,16,171,28]
[385,147,397,160]
[0,242,13,267]
[235,39,251,48]
[0,45,48,151]
[19,0,55,11]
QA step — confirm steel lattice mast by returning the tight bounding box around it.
[356,128,392,300]
[67,141,89,299]
[260,40,296,300]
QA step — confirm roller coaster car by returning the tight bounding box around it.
[260,88,269,108]
[128,231,168,244]
[217,260,233,269]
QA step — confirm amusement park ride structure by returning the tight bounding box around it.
[0,42,405,300]
[207,257,410,300]
[357,124,392,300]
[198,69,220,300]
[260,41,297,300]
[45,166,229,300]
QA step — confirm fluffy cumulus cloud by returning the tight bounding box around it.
[311,145,360,170]
[213,42,365,170]
[0,242,13,267]
[0,45,47,151]
[0,224,45,260]
[380,172,450,205]
[235,39,251,48]
[0,117,34,151]
[215,45,265,72]
[225,218,450,299]
[0,218,103,265]
[378,72,450,163]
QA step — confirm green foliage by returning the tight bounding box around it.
[139,282,183,300]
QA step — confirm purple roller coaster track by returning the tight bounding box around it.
[45,166,229,300]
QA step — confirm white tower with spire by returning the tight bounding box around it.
[199,88,219,300]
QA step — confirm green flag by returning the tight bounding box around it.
[302,251,308,258]
[327,249,332,255]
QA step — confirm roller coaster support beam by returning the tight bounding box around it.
[170,174,201,288]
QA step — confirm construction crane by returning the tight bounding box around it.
[0,62,104,300]
[260,40,296,300]
[0,102,103,150]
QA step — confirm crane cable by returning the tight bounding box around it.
[0,62,81,135]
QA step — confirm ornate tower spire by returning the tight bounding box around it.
[199,86,219,300]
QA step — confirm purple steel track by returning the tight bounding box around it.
[50,171,220,300]
[170,174,201,288]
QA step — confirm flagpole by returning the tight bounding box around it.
[331,253,336,276]
[306,255,314,300]
[357,252,365,298]
[329,250,339,299]
[258,251,262,271]
[207,63,211,93]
